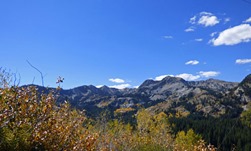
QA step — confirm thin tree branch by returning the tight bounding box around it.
[32,76,35,85]
[13,70,21,87]
[26,60,44,86]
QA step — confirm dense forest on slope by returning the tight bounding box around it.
[169,115,251,151]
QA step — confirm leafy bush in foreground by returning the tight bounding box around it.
[0,70,216,151]
[0,86,96,151]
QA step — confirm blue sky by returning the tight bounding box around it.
[1,0,251,89]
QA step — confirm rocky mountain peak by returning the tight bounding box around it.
[159,76,188,87]
[237,74,251,98]
[240,74,251,86]
[139,79,157,88]
[162,76,186,83]
[99,85,110,90]
[139,76,187,89]
[99,85,120,95]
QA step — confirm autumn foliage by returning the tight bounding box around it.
[0,71,216,151]
[0,85,97,151]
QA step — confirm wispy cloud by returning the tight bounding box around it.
[199,71,220,78]
[154,75,174,81]
[189,16,197,24]
[195,39,203,42]
[96,85,104,88]
[224,18,231,23]
[236,59,251,64]
[244,17,251,23]
[185,60,199,65]
[210,32,218,37]
[109,78,125,83]
[109,84,131,89]
[176,73,200,81]
[184,27,195,32]
[200,12,213,16]
[163,35,173,39]
[133,85,139,89]
[210,24,251,46]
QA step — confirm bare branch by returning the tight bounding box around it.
[0,68,12,88]
[13,72,21,87]
[26,60,44,86]
[32,76,35,84]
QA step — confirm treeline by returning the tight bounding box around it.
[169,115,251,151]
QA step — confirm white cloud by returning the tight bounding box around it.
[200,12,213,16]
[188,12,219,28]
[109,78,125,83]
[155,73,200,81]
[195,38,203,42]
[109,84,131,89]
[244,17,251,23]
[185,60,199,65]
[154,71,220,82]
[154,75,173,81]
[211,24,251,46]
[185,28,194,32]
[198,15,219,27]
[133,85,139,89]
[236,59,251,64]
[210,32,218,37]
[176,73,200,81]
[163,35,173,39]
[224,18,231,23]
[185,27,195,32]
[199,71,220,78]
[189,16,196,24]
[96,85,104,88]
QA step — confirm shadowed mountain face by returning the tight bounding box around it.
[29,75,251,118]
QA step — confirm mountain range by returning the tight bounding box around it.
[29,74,251,118]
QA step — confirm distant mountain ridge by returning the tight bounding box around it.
[26,75,251,118]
